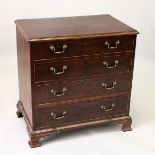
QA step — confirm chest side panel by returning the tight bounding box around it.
[16,27,33,127]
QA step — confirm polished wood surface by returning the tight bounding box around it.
[15,14,138,147]
[32,36,135,60]
[34,53,133,83]
[16,28,33,127]
[33,73,132,105]
[15,14,138,41]
[36,95,129,129]
[17,101,132,148]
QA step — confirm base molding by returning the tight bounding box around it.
[17,101,132,148]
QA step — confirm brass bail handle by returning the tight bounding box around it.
[101,103,115,112]
[50,111,67,120]
[50,44,67,54]
[102,81,117,90]
[103,60,119,69]
[104,40,120,49]
[50,87,67,97]
[50,65,67,75]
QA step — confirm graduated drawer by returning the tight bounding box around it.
[33,73,132,105]
[32,36,135,60]
[34,53,133,83]
[35,95,129,129]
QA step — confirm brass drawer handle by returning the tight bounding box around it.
[50,44,67,54]
[50,87,67,96]
[104,40,120,49]
[50,111,67,120]
[50,65,67,75]
[103,60,118,69]
[101,103,115,112]
[102,81,117,90]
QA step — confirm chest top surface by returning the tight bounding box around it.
[15,14,138,42]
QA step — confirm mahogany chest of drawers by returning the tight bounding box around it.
[15,14,138,147]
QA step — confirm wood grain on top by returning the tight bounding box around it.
[15,14,138,42]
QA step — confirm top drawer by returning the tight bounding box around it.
[32,36,135,60]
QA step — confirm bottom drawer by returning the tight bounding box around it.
[35,95,129,129]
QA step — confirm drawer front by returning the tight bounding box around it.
[35,95,129,128]
[34,53,133,83]
[86,53,133,75]
[34,59,85,82]
[32,36,135,60]
[33,73,132,105]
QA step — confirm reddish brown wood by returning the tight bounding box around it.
[115,115,132,132]
[17,101,132,147]
[15,14,138,148]
[35,95,129,129]
[34,58,85,82]
[16,101,23,118]
[16,28,33,126]
[33,53,133,83]
[28,135,41,148]
[121,122,132,132]
[15,14,138,41]
[32,36,135,60]
[33,73,132,105]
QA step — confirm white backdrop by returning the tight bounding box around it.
[0,0,155,154]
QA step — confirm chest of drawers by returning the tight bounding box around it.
[15,14,138,148]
